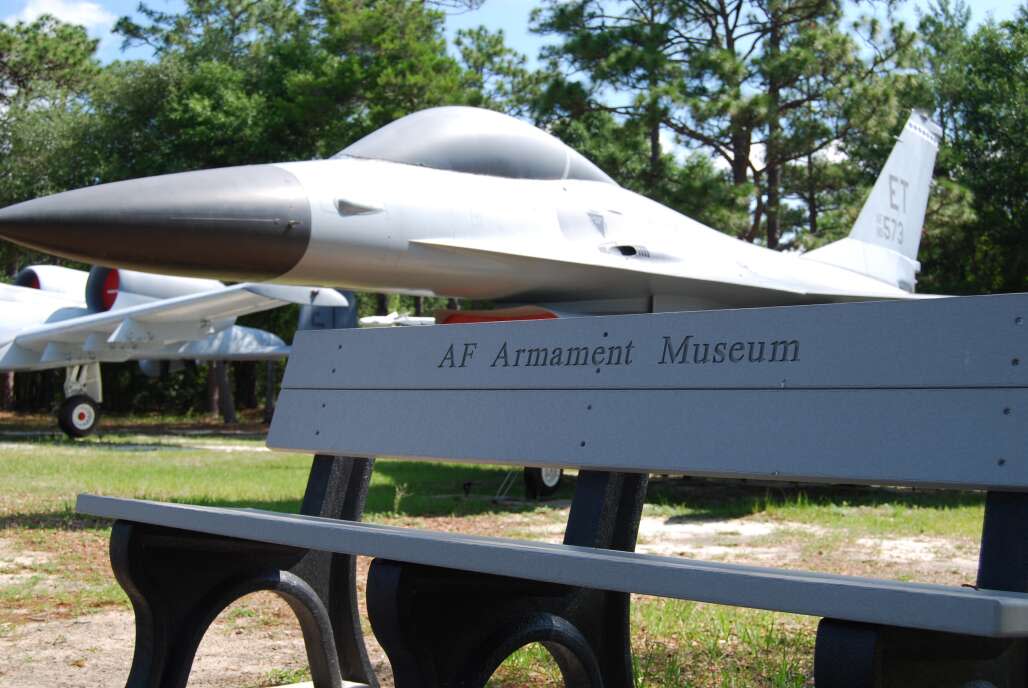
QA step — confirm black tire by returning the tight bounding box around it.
[524,466,564,499]
[57,395,100,438]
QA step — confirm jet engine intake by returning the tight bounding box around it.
[86,267,224,312]
[14,265,89,300]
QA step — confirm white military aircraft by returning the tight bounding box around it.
[1,264,347,436]
[0,107,942,315]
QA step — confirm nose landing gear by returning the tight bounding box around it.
[57,363,103,438]
[58,394,100,437]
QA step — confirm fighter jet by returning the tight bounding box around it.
[0,107,941,314]
[1,264,347,436]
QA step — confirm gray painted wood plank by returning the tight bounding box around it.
[280,294,1028,392]
[76,494,1028,638]
[267,388,1026,489]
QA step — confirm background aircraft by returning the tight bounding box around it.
[359,312,435,327]
[1,264,347,437]
[0,107,941,315]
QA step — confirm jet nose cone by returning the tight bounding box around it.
[0,165,311,281]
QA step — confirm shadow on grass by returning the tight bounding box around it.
[9,439,196,453]
[0,434,265,449]
[0,510,113,531]
[647,476,986,522]
[0,461,577,531]
[176,460,578,518]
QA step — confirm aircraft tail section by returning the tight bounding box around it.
[803,111,941,292]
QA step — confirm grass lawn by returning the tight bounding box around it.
[0,420,988,687]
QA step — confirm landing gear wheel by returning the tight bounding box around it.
[57,395,100,438]
[524,466,564,499]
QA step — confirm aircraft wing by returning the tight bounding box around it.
[0,282,82,307]
[410,237,920,307]
[1,282,345,369]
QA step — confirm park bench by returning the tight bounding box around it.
[78,293,1028,688]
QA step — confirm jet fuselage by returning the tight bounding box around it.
[273,156,915,311]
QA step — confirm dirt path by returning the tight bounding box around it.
[0,597,392,688]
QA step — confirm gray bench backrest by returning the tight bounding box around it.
[268,294,1027,490]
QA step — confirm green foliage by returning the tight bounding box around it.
[533,0,925,249]
[943,13,1028,292]
[97,0,467,169]
[918,0,972,148]
[455,26,543,116]
[114,0,303,59]
[0,15,99,275]
[0,15,98,106]
[531,70,747,232]
[909,3,1027,294]
[292,0,465,155]
[0,96,92,208]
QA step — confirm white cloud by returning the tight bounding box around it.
[710,142,766,174]
[821,139,849,164]
[5,0,115,30]
[707,139,848,175]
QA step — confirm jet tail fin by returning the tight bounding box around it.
[803,111,941,292]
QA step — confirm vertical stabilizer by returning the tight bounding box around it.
[804,111,941,292]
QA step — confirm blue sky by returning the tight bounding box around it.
[1,0,1020,66]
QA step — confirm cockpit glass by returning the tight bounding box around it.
[332,107,615,184]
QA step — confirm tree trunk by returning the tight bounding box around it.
[234,362,258,409]
[730,126,751,186]
[414,296,424,317]
[764,13,783,250]
[214,361,236,424]
[263,360,277,424]
[648,89,662,187]
[744,171,765,243]
[1,372,13,411]
[649,120,661,184]
[766,160,781,249]
[376,293,389,316]
[206,364,219,415]
[807,152,818,235]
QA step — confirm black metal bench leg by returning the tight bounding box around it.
[816,491,1028,688]
[112,522,345,688]
[366,469,648,688]
[814,620,882,688]
[367,560,606,688]
[293,456,378,686]
[815,619,1024,688]
[110,455,378,688]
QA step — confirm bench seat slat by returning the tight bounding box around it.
[77,494,1028,639]
[267,388,1027,490]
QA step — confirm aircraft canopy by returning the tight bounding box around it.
[335,106,615,184]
